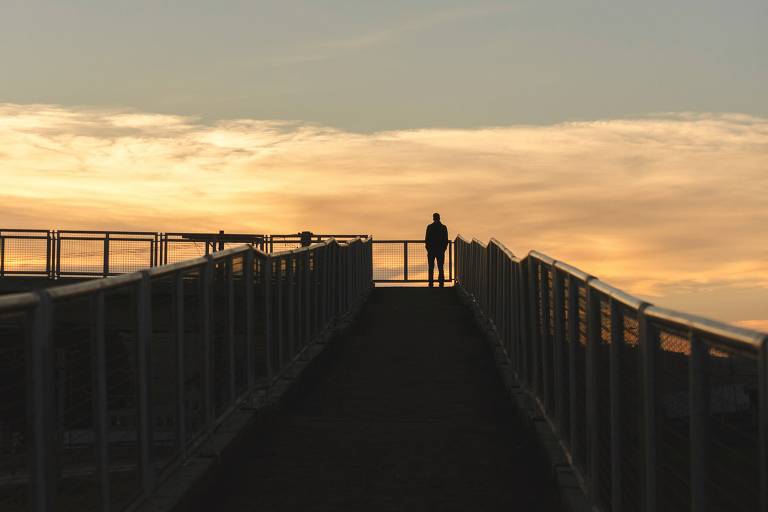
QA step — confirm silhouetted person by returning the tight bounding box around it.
[425,212,449,287]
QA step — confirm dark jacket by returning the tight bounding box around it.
[425,221,449,254]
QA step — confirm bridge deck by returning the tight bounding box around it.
[192,288,562,511]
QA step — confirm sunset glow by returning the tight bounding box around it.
[2,103,767,326]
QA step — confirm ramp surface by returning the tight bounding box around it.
[193,288,563,511]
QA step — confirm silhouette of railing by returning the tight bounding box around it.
[455,236,768,512]
[0,230,451,283]
[0,230,368,278]
[0,237,372,511]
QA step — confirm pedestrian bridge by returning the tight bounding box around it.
[0,233,765,511]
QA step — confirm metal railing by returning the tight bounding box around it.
[455,236,767,512]
[371,240,453,283]
[0,230,452,284]
[0,230,366,279]
[0,237,372,512]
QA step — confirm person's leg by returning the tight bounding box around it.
[437,252,445,287]
[427,252,435,287]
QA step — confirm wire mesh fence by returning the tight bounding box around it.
[0,237,372,511]
[371,240,453,284]
[454,236,768,512]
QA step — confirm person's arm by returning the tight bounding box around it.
[442,225,449,249]
[425,226,430,250]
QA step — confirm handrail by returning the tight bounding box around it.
[0,237,374,511]
[454,235,768,512]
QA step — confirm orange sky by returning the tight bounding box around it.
[2,103,767,330]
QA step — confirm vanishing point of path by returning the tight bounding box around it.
[194,288,564,511]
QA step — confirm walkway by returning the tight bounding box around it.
[192,288,563,511]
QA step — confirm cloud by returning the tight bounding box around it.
[1,103,767,324]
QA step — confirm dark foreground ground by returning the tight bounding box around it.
[192,288,563,511]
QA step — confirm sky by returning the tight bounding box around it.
[1,2,766,330]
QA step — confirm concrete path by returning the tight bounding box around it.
[193,288,563,511]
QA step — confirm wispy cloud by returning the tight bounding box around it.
[1,103,767,324]
[266,5,513,65]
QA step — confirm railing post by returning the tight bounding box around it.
[567,277,579,455]
[403,241,408,282]
[610,299,623,512]
[137,270,154,496]
[553,267,566,436]
[226,257,236,405]
[275,257,284,372]
[689,331,710,512]
[304,251,311,344]
[55,231,61,279]
[286,254,295,362]
[28,291,55,512]
[201,257,214,430]
[244,250,255,389]
[528,258,540,393]
[639,306,657,512]
[91,290,109,511]
[585,282,600,501]
[760,336,768,512]
[262,255,274,380]
[174,270,187,459]
[46,231,52,277]
[541,264,553,411]
[103,233,110,278]
[0,234,4,278]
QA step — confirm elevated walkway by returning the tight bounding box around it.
[190,288,563,511]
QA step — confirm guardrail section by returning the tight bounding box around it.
[0,237,372,512]
[454,236,767,512]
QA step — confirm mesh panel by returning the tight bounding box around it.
[572,282,588,471]
[103,285,141,509]
[657,327,691,511]
[0,308,29,512]
[372,243,405,281]
[619,309,642,512]
[704,343,759,511]
[108,238,154,274]
[149,275,179,472]
[52,295,99,511]
[181,268,205,444]
[211,261,230,416]
[233,256,248,396]
[59,238,104,275]
[165,240,208,264]
[559,275,571,444]
[2,234,49,274]
[597,297,612,510]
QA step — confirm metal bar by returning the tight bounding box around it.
[639,306,657,512]
[449,241,453,281]
[403,241,408,282]
[553,267,566,436]
[568,276,579,456]
[103,233,110,277]
[609,299,622,512]
[585,284,600,500]
[91,290,110,511]
[244,250,255,389]
[55,231,61,279]
[304,251,311,345]
[287,255,295,360]
[227,258,236,404]
[201,257,214,430]
[689,331,710,512]
[28,291,55,512]
[0,235,4,277]
[276,257,284,374]
[175,270,187,459]
[262,256,274,380]
[760,336,768,512]
[137,271,154,496]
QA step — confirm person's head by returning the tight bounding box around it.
[433,212,440,222]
